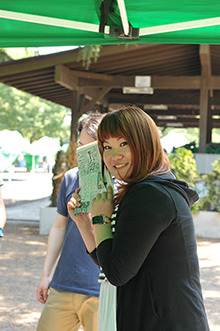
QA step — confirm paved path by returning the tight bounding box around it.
[3,172,52,222]
[6,197,50,222]
[2,172,53,207]
[1,172,219,330]
[0,222,219,330]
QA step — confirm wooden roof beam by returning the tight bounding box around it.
[78,75,202,89]
[82,87,111,113]
[67,69,113,81]
[0,45,150,76]
[55,64,78,91]
[108,91,220,105]
[79,75,220,90]
[108,92,200,105]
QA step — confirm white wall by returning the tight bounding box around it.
[194,153,220,174]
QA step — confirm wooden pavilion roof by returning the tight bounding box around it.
[0,43,219,150]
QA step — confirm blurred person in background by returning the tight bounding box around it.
[0,178,6,239]
[36,112,105,331]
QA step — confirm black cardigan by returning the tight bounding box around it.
[90,174,210,331]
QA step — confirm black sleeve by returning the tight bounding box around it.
[96,182,176,286]
[89,248,100,266]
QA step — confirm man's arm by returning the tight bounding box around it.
[36,213,67,304]
[0,186,6,231]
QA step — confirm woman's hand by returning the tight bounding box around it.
[67,188,92,227]
[67,188,97,253]
[91,186,114,218]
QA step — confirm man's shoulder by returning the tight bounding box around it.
[60,167,79,195]
[64,167,78,179]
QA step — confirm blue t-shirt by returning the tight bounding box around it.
[49,167,100,297]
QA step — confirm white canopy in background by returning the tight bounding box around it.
[161,132,190,153]
[0,131,61,171]
[0,129,30,154]
[29,136,61,156]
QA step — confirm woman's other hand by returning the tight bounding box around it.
[91,186,114,218]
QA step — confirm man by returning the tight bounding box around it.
[0,178,6,239]
[37,112,105,331]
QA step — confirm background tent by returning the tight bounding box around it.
[27,136,61,171]
[161,132,190,153]
[0,130,30,154]
[29,136,61,157]
[0,130,30,171]
[1,1,220,47]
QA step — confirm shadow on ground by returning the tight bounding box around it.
[0,224,219,330]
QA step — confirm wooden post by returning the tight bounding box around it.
[206,103,212,144]
[70,91,85,140]
[198,74,209,152]
[198,45,212,153]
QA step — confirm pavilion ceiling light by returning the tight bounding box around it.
[123,87,154,94]
[123,75,153,94]
[157,116,177,120]
[166,123,183,127]
[144,104,168,110]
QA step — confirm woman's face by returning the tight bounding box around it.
[102,136,133,180]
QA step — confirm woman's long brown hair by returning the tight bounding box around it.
[97,106,170,202]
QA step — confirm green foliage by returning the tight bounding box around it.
[2,48,37,60]
[78,45,102,70]
[205,143,220,154]
[0,83,71,144]
[0,49,12,63]
[200,159,220,212]
[168,147,200,187]
[168,147,200,214]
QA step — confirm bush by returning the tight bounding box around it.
[168,147,200,214]
[199,159,220,212]
[168,147,200,187]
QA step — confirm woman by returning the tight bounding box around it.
[68,106,210,331]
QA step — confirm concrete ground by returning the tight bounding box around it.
[0,172,219,330]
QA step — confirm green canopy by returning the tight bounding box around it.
[1,0,220,47]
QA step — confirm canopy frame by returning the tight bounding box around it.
[1,7,220,41]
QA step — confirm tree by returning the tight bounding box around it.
[0,83,71,144]
[0,49,12,63]
[1,48,37,61]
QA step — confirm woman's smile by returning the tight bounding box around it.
[103,137,132,180]
[114,163,128,168]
